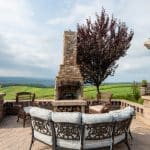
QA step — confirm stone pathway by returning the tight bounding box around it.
[0,116,150,150]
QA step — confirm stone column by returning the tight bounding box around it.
[141,96,150,125]
[140,87,146,96]
[142,40,150,124]
[0,93,6,122]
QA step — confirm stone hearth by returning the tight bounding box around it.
[55,31,83,100]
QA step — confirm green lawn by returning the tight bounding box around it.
[0,84,143,104]
[84,84,132,100]
[0,86,54,100]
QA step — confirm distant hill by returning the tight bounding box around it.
[0,77,54,87]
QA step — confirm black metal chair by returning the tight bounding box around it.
[16,92,35,127]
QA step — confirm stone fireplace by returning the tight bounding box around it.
[55,31,83,100]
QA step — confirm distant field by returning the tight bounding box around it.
[0,84,143,104]
[84,84,132,100]
[0,86,54,100]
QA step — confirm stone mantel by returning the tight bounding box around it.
[51,100,87,106]
[51,100,87,113]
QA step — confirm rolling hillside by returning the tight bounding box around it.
[0,83,143,104]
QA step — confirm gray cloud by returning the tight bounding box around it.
[0,0,150,82]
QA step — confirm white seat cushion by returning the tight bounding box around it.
[34,130,52,145]
[23,106,32,114]
[57,139,81,149]
[124,106,135,116]
[109,107,135,116]
[52,112,81,124]
[114,133,126,144]
[30,107,52,120]
[109,107,133,121]
[83,138,112,149]
[110,111,131,121]
[82,113,113,124]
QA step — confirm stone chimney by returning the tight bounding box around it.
[55,31,83,100]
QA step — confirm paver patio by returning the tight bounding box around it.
[0,115,150,150]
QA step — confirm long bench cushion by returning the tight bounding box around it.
[29,107,52,120]
[124,106,135,116]
[109,106,134,121]
[52,112,81,123]
[82,113,113,149]
[114,133,125,144]
[23,106,32,114]
[83,139,112,149]
[82,113,113,124]
[34,130,52,145]
[52,112,82,149]
[110,110,131,121]
[56,139,81,150]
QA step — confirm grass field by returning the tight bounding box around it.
[0,83,143,104]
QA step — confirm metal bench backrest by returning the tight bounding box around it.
[52,121,82,150]
[83,122,114,140]
[113,116,132,141]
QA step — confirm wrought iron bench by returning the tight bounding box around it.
[29,106,134,150]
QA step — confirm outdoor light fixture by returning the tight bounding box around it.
[144,38,150,49]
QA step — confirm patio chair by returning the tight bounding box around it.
[16,92,35,127]
[29,107,52,150]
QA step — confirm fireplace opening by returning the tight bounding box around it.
[62,92,76,99]
[57,81,82,100]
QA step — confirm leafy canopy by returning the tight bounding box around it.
[77,8,134,93]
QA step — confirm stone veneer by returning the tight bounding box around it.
[55,31,83,100]
[0,93,6,122]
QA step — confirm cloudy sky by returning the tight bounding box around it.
[0,0,150,82]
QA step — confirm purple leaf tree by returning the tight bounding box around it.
[77,8,134,99]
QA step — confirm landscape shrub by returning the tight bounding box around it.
[132,81,140,101]
[141,80,147,87]
[125,93,133,101]
[138,98,144,104]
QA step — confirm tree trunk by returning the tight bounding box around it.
[96,85,100,100]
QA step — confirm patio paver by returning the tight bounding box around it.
[0,116,150,150]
